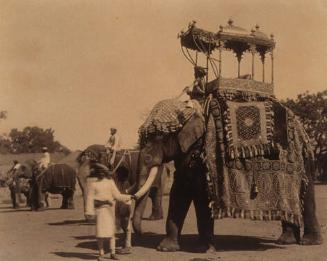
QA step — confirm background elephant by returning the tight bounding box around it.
[30,163,76,210]
[132,98,322,253]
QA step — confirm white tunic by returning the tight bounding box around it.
[38,152,50,169]
[85,178,130,238]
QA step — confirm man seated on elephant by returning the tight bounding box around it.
[184,66,207,104]
[38,147,51,171]
[105,128,121,168]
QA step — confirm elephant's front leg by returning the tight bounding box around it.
[10,187,18,208]
[148,187,163,220]
[193,175,215,253]
[276,221,300,245]
[61,189,75,209]
[117,204,132,254]
[301,175,323,245]
[157,181,192,252]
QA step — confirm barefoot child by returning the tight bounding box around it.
[85,163,132,260]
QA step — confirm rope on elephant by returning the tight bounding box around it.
[111,150,130,174]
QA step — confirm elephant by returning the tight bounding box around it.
[0,163,33,208]
[29,163,76,210]
[132,98,323,253]
[76,145,168,252]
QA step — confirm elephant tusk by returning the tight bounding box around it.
[134,166,158,199]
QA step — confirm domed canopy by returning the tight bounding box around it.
[179,21,218,54]
[179,20,276,90]
[179,19,275,56]
[218,19,253,43]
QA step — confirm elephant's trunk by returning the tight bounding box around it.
[132,191,150,235]
[132,166,159,234]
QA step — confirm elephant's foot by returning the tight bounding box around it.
[194,243,216,253]
[276,231,298,245]
[300,232,323,245]
[147,214,163,220]
[276,225,300,245]
[157,237,180,252]
[116,247,131,255]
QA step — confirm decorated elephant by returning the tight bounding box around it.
[0,163,33,208]
[76,145,168,252]
[132,97,323,253]
[30,163,76,210]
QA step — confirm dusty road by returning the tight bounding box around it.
[0,184,326,261]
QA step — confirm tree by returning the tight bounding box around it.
[283,90,327,180]
[8,126,70,154]
[0,110,9,153]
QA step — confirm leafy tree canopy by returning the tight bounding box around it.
[282,90,327,179]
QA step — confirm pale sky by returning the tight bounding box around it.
[1,0,327,150]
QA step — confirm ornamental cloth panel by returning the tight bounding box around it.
[205,98,304,226]
[224,101,274,159]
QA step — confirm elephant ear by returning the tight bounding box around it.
[178,112,205,153]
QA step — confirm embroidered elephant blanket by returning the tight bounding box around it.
[205,97,311,225]
[139,99,201,145]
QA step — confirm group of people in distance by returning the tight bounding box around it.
[7,147,51,202]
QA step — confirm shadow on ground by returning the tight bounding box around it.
[52,252,97,260]
[48,219,94,226]
[133,233,282,252]
[69,233,283,254]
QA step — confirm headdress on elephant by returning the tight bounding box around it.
[194,66,207,78]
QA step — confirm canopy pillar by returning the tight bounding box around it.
[218,41,223,77]
[270,51,274,84]
[259,52,266,83]
[250,44,256,80]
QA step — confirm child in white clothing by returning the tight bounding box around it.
[85,163,132,260]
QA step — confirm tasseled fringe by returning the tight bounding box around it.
[212,207,302,226]
[227,144,274,160]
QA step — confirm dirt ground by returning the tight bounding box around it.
[0,184,326,261]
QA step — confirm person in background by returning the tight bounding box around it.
[38,147,50,171]
[105,128,121,168]
[6,160,23,204]
[85,163,132,261]
[8,160,21,176]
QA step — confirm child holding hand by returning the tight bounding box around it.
[85,163,132,260]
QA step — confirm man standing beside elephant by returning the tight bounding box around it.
[6,160,23,206]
